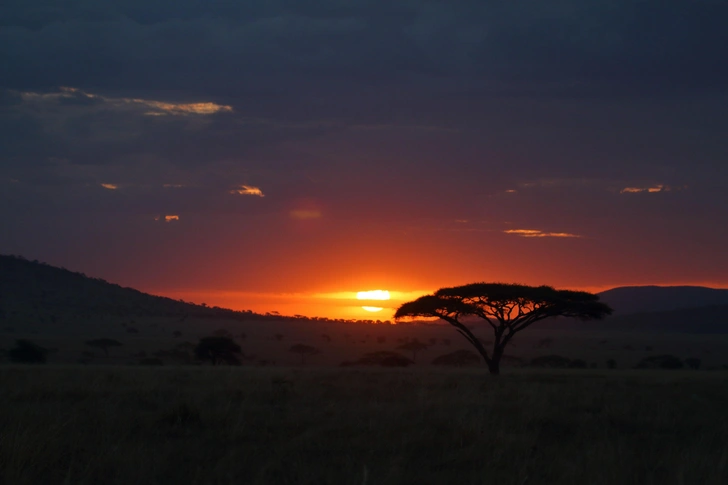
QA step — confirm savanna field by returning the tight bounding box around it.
[2,366,728,485]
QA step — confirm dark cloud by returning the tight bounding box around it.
[1,0,726,97]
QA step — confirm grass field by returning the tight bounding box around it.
[1,366,727,485]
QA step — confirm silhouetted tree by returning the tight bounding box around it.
[606,359,617,369]
[85,338,122,357]
[397,339,429,362]
[431,349,480,367]
[395,283,612,375]
[194,336,242,365]
[289,344,321,364]
[8,339,47,364]
[685,357,701,370]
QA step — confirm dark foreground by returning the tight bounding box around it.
[1,366,727,485]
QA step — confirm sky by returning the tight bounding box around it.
[1,0,728,319]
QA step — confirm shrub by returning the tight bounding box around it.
[635,355,684,369]
[431,350,480,367]
[8,340,47,364]
[140,358,164,366]
[606,359,617,369]
[685,357,701,370]
[353,351,413,367]
[530,355,572,368]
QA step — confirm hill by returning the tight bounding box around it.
[0,254,276,328]
[597,285,728,315]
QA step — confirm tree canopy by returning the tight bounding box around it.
[395,283,612,375]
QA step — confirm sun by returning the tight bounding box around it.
[356,290,390,314]
[356,290,390,301]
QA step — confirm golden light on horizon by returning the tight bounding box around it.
[362,306,384,312]
[356,290,391,301]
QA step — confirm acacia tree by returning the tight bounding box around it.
[396,339,429,362]
[194,336,242,365]
[395,283,612,375]
[288,344,321,365]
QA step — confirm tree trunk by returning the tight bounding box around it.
[489,347,504,375]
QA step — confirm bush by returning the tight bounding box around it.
[635,355,684,369]
[568,359,587,369]
[606,359,617,369]
[8,340,47,364]
[685,357,701,370]
[431,350,481,367]
[530,355,572,368]
[140,358,164,366]
[352,351,413,367]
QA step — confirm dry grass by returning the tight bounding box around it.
[1,366,727,485]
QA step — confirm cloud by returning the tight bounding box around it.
[20,87,232,116]
[290,209,322,220]
[620,185,670,194]
[2,1,726,100]
[100,183,118,190]
[504,229,582,238]
[154,215,179,222]
[229,185,265,197]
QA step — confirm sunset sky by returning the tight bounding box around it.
[1,1,727,319]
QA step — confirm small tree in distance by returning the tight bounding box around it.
[395,283,612,375]
[397,339,429,362]
[289,344,321,364]
[85,338,123,357]
[194,336,242,365]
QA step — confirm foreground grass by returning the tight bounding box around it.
[1,367,727,485]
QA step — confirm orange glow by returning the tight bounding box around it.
[290,209,322,220]
[362,306,384,312]
[155,215,180,222]
[230,185,264,197]
[504,229,581,238]
[356,290,390,300]
[100,183,118,190]
[620,185,669,194]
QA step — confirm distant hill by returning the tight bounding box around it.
[603,304,728,333]
[598,286,728,315]
[0,255,277,327]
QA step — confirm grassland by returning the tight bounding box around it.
[2,366,727,485]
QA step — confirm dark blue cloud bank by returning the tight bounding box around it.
[1,0,727,290]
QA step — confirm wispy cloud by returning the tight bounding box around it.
[155,215,180,222]
[290,209,322,220]
[229,185,265,197]
[504,229,581,238]
[100,183,118,190]
[20,87,233,116]
[620,184,670,194]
